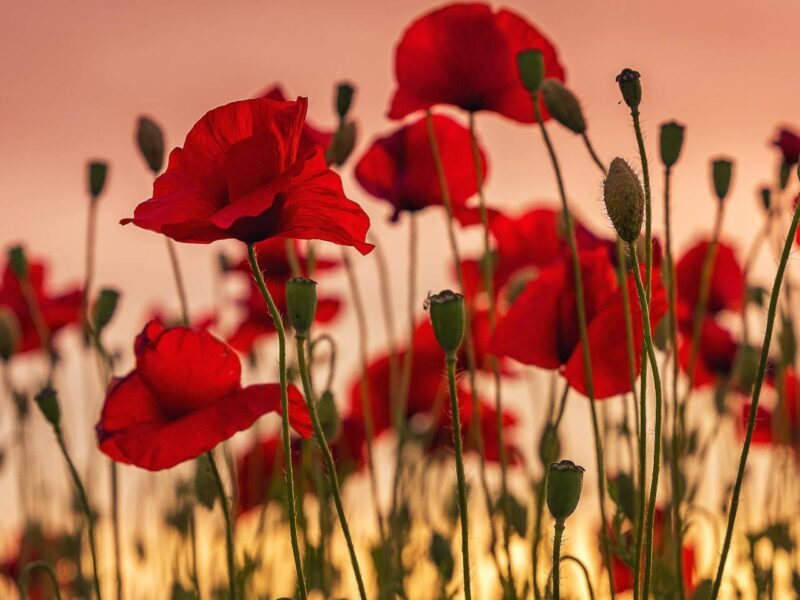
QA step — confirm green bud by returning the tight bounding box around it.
[603,157,645,242]
[92,288,120,334]
[516,50,545,93]
[659,121,685,168]
[7,245,28,279]
[317,389,341,439]
[0,307,21,361]
[35,387,61,428]
[426,290,465,355]
[136,116,165,174]
[335,82,355,120]
[538,423,561,465]
[712,158,734,202]
[779,161,791,191]
[546,459,585,522]
[759,187,771,212]
[285,277,318,335]
[325,121,357,167]
[540,79,586,134]
[615,68,642,110]
[194,454,218,510]
[88,161,108,199]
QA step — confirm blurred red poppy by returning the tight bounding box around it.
[96,320,312,470]
[0,258,81,355]
[388,3,565,122]
[743,369,800,447]
[259,84,333,155]
[236,434,304,517]
[355,114,485,221]
[1,526,70,600]
[122,96,372,253]
[492,248,666,399]
[774,127,800,166]
[677,318,738,389]
[676,240,744,320]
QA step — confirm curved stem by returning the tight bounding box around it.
[552,521,564,600]
[165,238,189,325]
[246,243,307,600]
[18,561,63,600]
[561,555,596,600]
[296,334,368,600]
[309,333,337,393]
[581,132,606,175]
[207,451,236,600]
[710,199,800,599]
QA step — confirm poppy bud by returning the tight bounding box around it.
[136,116,165,174]
[7,245,28,279]
[325,121,357,167]
[712,158,734,202]
[426,290,465,355]
[538,423,560,465]
[546,459,585,523]
[659,121,685,168]
[540,80,586,134]
[35,386,61,428]
[603,157,645,242]
[759,187,771,212]
[317,389,341,439]
[516,49,545,93]
[286,277,318,336]
[0,307,20,361]
[92,288,120,334]
[88,161,108,199]
[615,68,642,110]
[335,82,355,121]
[779,161,791,191]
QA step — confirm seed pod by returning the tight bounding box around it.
[136,116,165,174]
[335,82,355,121]
[285,277,318,335]
[516,50,545,93]
[712,158,734,202]
[426,290,465,355]
[615,68,642,110]
[759,187,771,212]
[7,246,28,279]
[546,459,585,522]
[88,161,109,199]
[35,387,61,428]
[0,307,21,361]
[659,121,685,168]
[540,79,586,134]
[603,158,645,242]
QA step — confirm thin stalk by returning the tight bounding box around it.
[110,462,123,600]
[165,238,189,325]
[741,214,773,346]
[207,451,236,600]
[552,521,564,600]
[530,90,615,599]
[296,334,368,600]
[561,555,596,600]
[82,198,99,333]
[189,512,200,598]
[582,132,606,174]
[246,244,308,600]
[709,199,800,599]
[629,109,653,293]
[446,353,472,600]
[627,242,665,600]
[18,561,63,600]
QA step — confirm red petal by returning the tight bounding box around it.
[676,240,744,314]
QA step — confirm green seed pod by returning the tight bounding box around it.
[7,245,28,279]
[325,121,357,167]
[285,277,318,335]
[615,68,642,110]
[540,79,586,134]
[712,158,734,202]
[759,187,771,212]
[546,459,585,522]
[88,161,108,199]
[603,157,645,242]
[659,121,685,168]
[335,82,355,121]
[92,288,120,334]
[35,386,61,428]
[779,161,791,191]
[516,50,545,93]
[136,116,165,174]
[538,423,561,466]
[426,290,465,355]
[317,389,341,443]
[0,307,21,361]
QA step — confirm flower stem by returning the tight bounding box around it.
[18,561,63,600]
[207,450,236,600]
[709,198,800,599]
[581,132,606,175]
[630,110,652,292]
[295,334,368,600]
[530,90,615,599]
[446,352,472,600]
[627,242,665,600]
[246,243,308,600]
[561,554,596,600]
[165,238,189,325]
[551,521,564,600]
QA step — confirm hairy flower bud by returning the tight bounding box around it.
[615,68,642,110]
[88,161,108,199]
[335,82,355,121]
[659,121,685,168]
[136,116,165,174]
[546,459,585,522]
[540,79,585,134]
[516,50,545,93]
[0,307,21,361]
[603,158,645,242]
[426,290,465,355]
[286,277,318,335]
[712,158,734,202]
[35,386,61,428]
[7,245,28,279]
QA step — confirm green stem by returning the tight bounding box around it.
[709,199,800,599]
[581,132,606,174]
[630,110,652,294]
[165,238,189,325]
[296,334,368,600]
[552,521,564,600]
[18,561,63,600]
[110,462,123,600]
[246,243,308,600]
[530,90,615,599]
[447,353,472,600]
[562,554,596,600]
[207,451,236,600]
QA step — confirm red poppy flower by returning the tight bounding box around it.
[355,114,485,221]
[236,434,304,517]
[0,258,81,355]
[676,240,744,319]
[0,526,76,600]
[96,320,312,471]
[122,96,373,253]
[774,127,800,166]
[677,318,738,389]
[259,85,334,155]
[491,248,666,399]
[743,370,800,447]
[388,3,565,123]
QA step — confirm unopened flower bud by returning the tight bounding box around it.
[335,82,355,121]
[659,121,685,168]
[615,68,642,110]
[538,423,561,465]
[35,387,61,428]
[759,187,771,212]
[516,50,545,93]
[540,80,585,134]
[712,158,734,202]
[88,161,108,199]
[546,459,585,522]
[0,307,21,361]
[92,288,120,334]
[603,158,645,242]
[286,277,318,335]
[779,161,791,191]
[136,116,165,174]
[7,245,28,279]
[325,121,357,167]
[426,290,465,355]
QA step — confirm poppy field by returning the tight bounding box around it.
[2,2,800,599]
